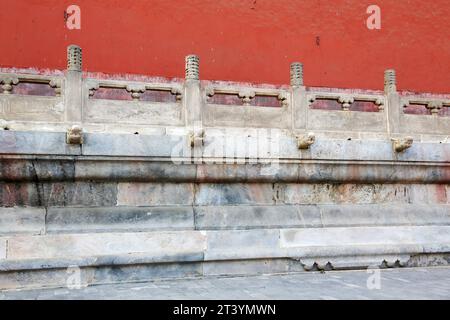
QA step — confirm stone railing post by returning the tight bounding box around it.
[184,54,202,127]
[384,69,401,135]
[184,55,203,160]
[65,45,83,123]
[291,62,307,130]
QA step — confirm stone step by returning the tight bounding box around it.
[1,225,449,289]
[1,204,449,236]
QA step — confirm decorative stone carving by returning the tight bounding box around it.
[338,95,354,111]
[170,87,183,102]
[392,136,413,152]
[126,84,146,101]
[307,95,317,107]
[426,101,443,115]
[205,87,215,98]
[303,261,334,272]
[0,75,19,94]
[290,62,304,87]
[185,55,199,80]
[66,125,83,145]
[238,90,255,106]
[297,132,315,149]
[67,45,82,72]
[277,92,289,107]
[49,79,62,97]
[375,97,385,110]
[0,119,10,130]
[384,69,396,94]
[380,259,404,268]
[189,128,205,148]
[86,81,100,98]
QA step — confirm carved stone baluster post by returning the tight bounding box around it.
[1,75,19,94]
[385,69,401,135]
[291,62,306,130]
[426,101,442,116]
[65,45,83,123]
[184,55,203,161]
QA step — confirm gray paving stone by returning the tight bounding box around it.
[1,267,449,300]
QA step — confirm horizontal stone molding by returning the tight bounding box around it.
[0,130,449,163]
[1,204,448,235]
[0,156,449,184]
[2,226,448,272]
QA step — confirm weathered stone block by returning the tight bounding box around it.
[0,207,45,235]
[75,160,196,182]
[0,182,42,207]
[0,131,80,155]
[194,205,305,229]
[46,206,194,233]
[43,182,118,207]
[0,262,204,290]
[408,184,449,204]
[307,109,386,132]
[0,182,118,207]
[203,258,305,276]
[204,229,280,260]
[0,267,94,290]
[0,159,76,182]
[82,133,189,157]
[0,239,6,260]
[7,231,207,260]
[84,100,183,126]
[195,183,274,206]
[319,204,450,227]
[283,183,450,205]
[2,95,64,122]
[196,163,299,183]
[280,226,450,249]
[92,262,202,286]
[117,183,194,206]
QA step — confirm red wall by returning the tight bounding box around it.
[1,0,449,93]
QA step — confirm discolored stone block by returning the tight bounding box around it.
[42,182,118,207]
[82,133,189,157]
[0,131,80,155]
[0,182,42,207]
[117,183,194,206]
[75,160,196,182]
[203,258,305,276]
[194,183,274,206]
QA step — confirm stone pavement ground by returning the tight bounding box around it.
[1,266,449,300]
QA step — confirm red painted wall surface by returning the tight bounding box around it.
[0,0,449,93]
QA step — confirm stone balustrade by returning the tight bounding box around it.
[0,45,448,141]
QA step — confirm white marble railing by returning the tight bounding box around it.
[0,45,449,139]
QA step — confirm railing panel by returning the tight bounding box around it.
[83,79,184,126]
[0,73,64,122]
[304,91,386,133]
[203,85,291,128]
[399,95,450,135]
